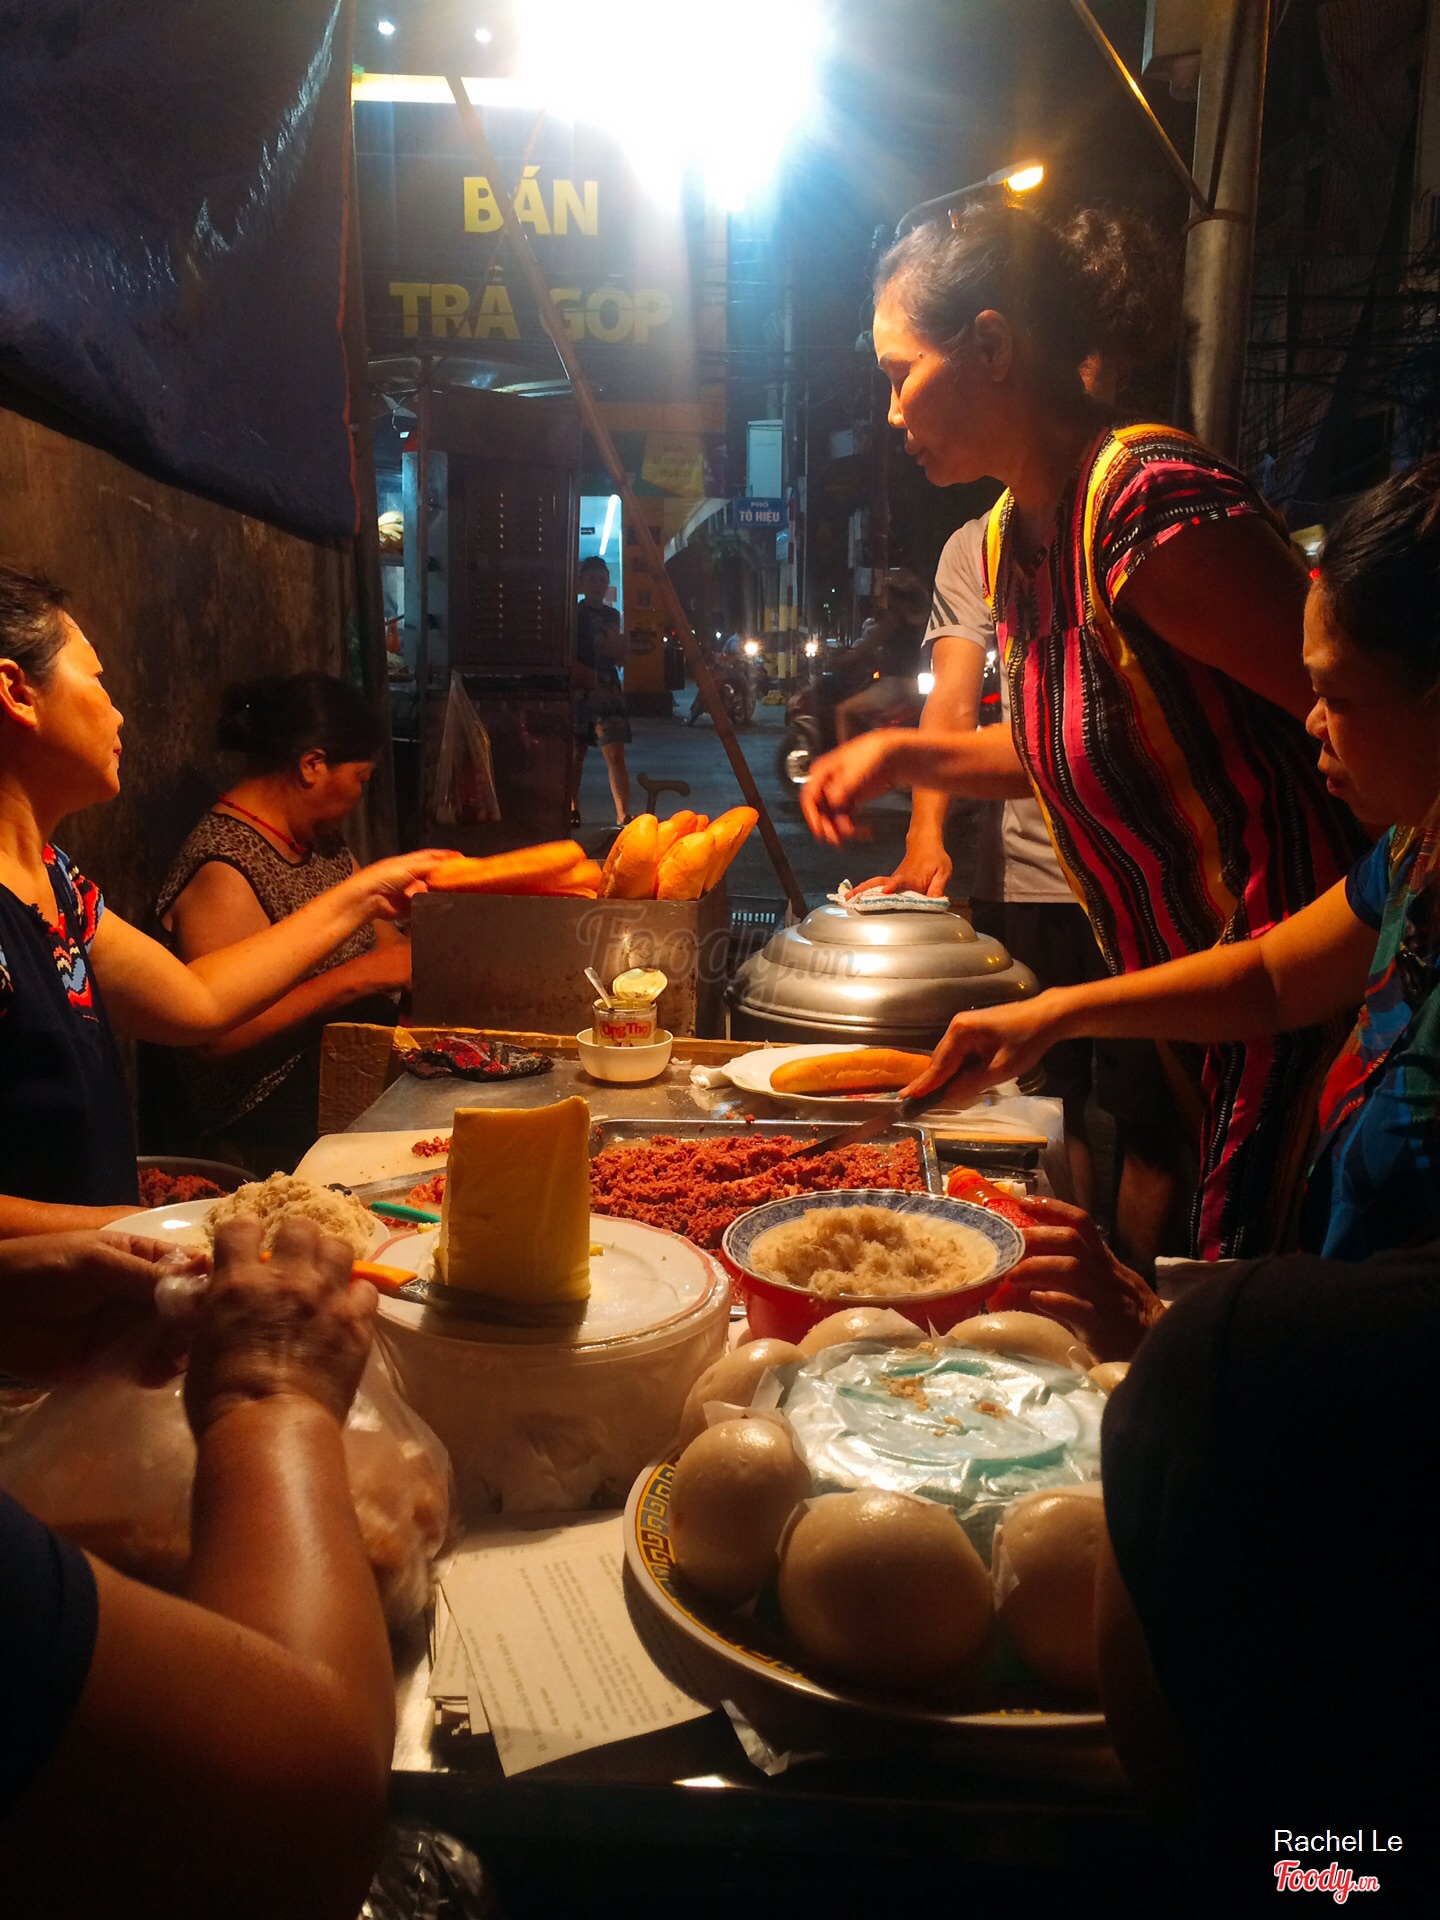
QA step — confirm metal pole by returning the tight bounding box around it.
[1069,0,1212,216]
[444,77,808,917]
[414,357,432,724]
[1183,0,1270,458]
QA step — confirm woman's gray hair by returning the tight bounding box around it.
[0,565,70,684]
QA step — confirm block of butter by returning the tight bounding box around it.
[434,1098,592,1307]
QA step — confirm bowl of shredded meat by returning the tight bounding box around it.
[722,1189,1024,1341]
[136,1158,250,1208]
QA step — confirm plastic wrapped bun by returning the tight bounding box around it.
[668,1417,811,1606]
[796,1307,930,1357]
[992,1484,1106,1693]
[778,1489,991,1691]
[0,1344,451,1633]
[676,1338,803,1446]
[1087,1361,1130,1394]
[949,1310,1094,1371]
[341,1353,454,1630]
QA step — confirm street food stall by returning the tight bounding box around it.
[312,1017,1132,1909]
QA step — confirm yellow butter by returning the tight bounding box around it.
[435,1098,592,1304]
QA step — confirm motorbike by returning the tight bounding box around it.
[776,665,925,790]
[686,637,758,728]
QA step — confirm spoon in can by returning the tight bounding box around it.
[585,966,616,1006]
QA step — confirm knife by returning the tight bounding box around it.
[783,1076,963,1158]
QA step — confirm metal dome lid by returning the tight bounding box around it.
[728,904,1038,1036]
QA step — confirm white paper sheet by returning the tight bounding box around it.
[441,1513,708,1775]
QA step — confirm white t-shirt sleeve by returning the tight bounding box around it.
[924,518,993,658]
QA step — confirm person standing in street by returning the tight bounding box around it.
[571,556,632,827]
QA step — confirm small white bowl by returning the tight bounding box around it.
[575,1028,674,1083]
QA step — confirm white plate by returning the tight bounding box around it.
[376,1213,726,1347]
[624,1453,1104,1736]
[724,1043,911,1109]
[112,1195,391,1257]
[110,1197,223,1245]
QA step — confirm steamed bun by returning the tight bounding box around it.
[993,1484,1106,1693]
[1087,1361,1130,1394]
[949,1311,1094,1371]
[777,1489,991,1691]
[677,1338,804,1446]
[796,1307,929,1356]
[668,1418,811,1606]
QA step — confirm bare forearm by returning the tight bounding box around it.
[198,953,386,1061]
[906,785,953,850]
[187,1396,394,1753]
[1045,943,1283,1048]
[100,883,374,1045]
[0,1197,135,1239]
[182,886,369,1031]
[896,727,1032,798]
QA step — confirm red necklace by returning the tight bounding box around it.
[217,796,309,859]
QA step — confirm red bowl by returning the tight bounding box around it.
[719,1189,1020,1342]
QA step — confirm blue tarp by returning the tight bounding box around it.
[0,0,357,536]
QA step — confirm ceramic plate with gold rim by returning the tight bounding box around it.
[623,1451,1106,1734]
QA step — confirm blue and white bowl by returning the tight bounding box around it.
[721,1187,1025,1341]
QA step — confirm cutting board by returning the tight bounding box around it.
[294,1129,449,1188]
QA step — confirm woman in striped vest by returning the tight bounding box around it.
[803,200,1367,1258]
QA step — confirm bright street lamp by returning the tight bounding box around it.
[894,162,1045,237]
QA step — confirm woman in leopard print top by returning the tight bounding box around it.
[156,673,410,1174]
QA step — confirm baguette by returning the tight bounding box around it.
[427,842,585,894]
[656,828,714,900]
[703,806,758,890]
[655,810,697,859]
[769,1048,933,1095]
[603,813,660,898]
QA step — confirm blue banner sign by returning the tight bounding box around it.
[735,497,785,529]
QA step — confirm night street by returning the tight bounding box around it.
[575,689,959,912]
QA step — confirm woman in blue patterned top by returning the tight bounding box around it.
[899,458,1440,1347]
[0,566,448,1236]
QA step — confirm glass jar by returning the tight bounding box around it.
[594,999,658,1047]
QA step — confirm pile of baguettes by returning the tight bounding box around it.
[424,806,757,902]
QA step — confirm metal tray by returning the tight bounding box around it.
[586,1117,944,1194]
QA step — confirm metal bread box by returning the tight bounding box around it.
[727,904,1037,1049]
[410,888,730,1037]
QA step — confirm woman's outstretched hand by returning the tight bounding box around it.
[348,849,458,923]
[995,1198,1165,1363]
[901,995,1066,1104]
[801,730,914,846]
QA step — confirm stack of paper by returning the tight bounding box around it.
[439,1512,709,1775]
[425,1590,490,1737]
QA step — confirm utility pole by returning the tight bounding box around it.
[1072,0,1271,461]
[1181,0,1271,459]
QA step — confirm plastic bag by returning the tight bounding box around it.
[360,1823,505,1920]
[0,1342,452,1631]
[431,672,500,827]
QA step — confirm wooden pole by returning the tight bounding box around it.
[340,124,399,857]
[444,77,807,919]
